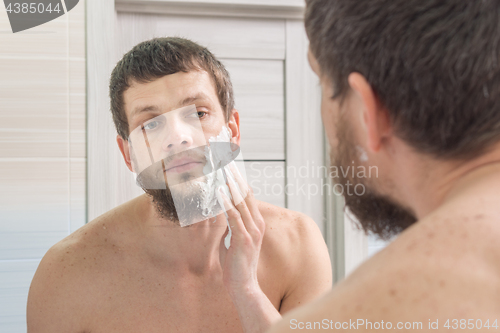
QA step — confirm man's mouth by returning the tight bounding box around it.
[164,158,203,174]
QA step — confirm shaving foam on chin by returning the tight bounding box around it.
[198,126,246,248]
[195,126,232,219]
[179,126,245,244]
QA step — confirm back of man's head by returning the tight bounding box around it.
[109,37,234,140]
[305,0,500,160]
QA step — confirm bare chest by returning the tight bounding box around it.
[83,266,281,333]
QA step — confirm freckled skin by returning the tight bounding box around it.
[268,51,500,332]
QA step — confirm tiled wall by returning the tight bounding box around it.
[0,1,86,331]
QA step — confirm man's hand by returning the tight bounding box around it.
[218,164,281,333]
[218,163,264,291]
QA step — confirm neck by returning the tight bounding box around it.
[390,144,500,220]
[135,194,227,275]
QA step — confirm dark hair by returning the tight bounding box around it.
[305,0,500,160]
[109,37,234,139]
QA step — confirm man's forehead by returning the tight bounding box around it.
[124,70,218,117]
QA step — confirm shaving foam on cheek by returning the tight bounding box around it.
[178,125,247,250]
[177,126,238,229]
[202,126,244,248]
[195,126,232,218]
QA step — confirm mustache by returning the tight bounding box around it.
[135,147,207,190]
[158,146,207,173]
[135,142,240,189]
[162,146,207,167]
[158,147,207,182]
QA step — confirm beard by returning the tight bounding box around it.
[142,177,220,227]
[134,147,221,226]
[332,115,417,240]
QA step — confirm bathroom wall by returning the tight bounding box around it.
[0,1,86,331]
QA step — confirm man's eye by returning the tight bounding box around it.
[188,111,207,119]
[143,120,159,131]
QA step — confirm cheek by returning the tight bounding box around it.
[202,115,227,142]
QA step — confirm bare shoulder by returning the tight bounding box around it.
[269,208,500,332]
[27,224,99,331]
[256,200,326,260]
[257,200,323,241]
[27,198,138,332]
[256,200,332,313]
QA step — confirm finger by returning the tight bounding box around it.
[219,226,229,265]
[228,163,265,233]
[225,168,245,207]
[219,224,229,247]
[227,162,249,197]
[218,187,248,240]
[226,176,260,238]
[228,163,254,208]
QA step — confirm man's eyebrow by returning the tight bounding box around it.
[131,104,161,117]
[178,92,212,108]
[131,92,212,117]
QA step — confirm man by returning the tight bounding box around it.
[26,37,332,332]
[269,0,500,331]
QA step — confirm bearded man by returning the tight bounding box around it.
[268,0,500,331]
[26,37,332,333]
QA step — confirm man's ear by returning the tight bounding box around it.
[116,134,134,172]
[227,109,241,146]
[348,72,391,153]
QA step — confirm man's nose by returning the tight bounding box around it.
[160,119,195,153]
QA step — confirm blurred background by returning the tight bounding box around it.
[0,0,386,331]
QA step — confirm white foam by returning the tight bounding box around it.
[356,145,369,162]
[180,126,238,249]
